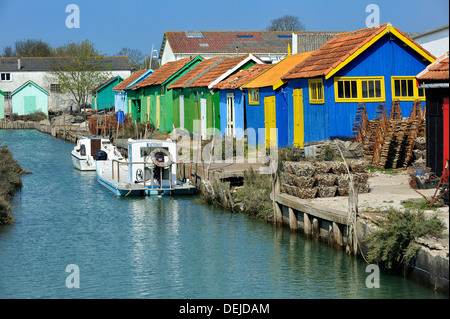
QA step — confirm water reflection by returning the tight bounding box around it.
[0,130,445,299]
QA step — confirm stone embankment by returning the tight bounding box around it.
[0,116,90,144]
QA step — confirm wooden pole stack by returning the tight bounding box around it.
[353,100,426,169]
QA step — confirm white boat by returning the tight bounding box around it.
[71,136,123,171]
[96,138,196,196]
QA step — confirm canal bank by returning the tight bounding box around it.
[3,129,445,299]
[272,168,449,295]
[1,121,448,295]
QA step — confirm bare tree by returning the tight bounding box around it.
[15,39,53,57]
[116,47,145,69]
[266,15,306,31]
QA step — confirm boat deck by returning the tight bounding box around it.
[96,160,196,196]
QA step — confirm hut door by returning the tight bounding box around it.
[226,93,235,137]
[292,89,304,149]
[156,95,160,130]
[264,96,276,149]
[200,98,207,139]
[179,95,184,129]
[24,96,36,114]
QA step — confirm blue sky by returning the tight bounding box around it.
[0,0,448,58]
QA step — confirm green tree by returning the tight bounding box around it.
[266,15,306,31]
[49,40,112,109]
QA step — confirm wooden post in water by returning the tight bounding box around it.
[313,218,319,240]
[304,213,311,237]
[333,222,343,248]
[289,207,298,230]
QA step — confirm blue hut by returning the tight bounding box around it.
[112,69,153,114]
[281,23,436,146]
[212,64,271,139]
[241,52,313,148]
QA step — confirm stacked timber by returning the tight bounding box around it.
[353,100,426,169]
[280,160,369,199]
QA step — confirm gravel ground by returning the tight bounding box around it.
[303,171,449,235]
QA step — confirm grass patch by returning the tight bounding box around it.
[400,198,444,211]
[364,208,446,271]
[367,167,400,175]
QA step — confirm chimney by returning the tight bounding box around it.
[292,33,298,54]
[18,58,21,70]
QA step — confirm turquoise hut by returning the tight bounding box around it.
[91,76,124,111]
[0,90,5,119]
[11,81,49,116]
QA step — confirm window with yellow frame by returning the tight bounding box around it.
[308,78,324,104]
[334,76,385,102]
[391,76,425,101]
[248,89,259,105]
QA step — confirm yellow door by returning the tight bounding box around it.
[156,95,160,130]
[264,96,276,149]
[293,89,304,149]
[147,97,150,122]
[128,99,132,115]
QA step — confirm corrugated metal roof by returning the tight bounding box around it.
[113,69,148,91]
[0,56,131,72]
[242,52,313,89]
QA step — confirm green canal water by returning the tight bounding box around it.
[0,130,446,299]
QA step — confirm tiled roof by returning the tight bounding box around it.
[242,51,313,89]
[167,57,224,90]
[136,56,198,87]
[0,56,131,72]
[282,24,435,80]
[416,52,449,81]
[90,76,121,93]
[185,55,249,88]
[161,31,295,56]
[212,64,272,90]
[113,69,148,91]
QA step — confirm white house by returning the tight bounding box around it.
[411,24,449,58]
[0,56,131,115]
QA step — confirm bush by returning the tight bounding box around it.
[233,168,274,221]
[0,142,30,225]
[364,209,446,271]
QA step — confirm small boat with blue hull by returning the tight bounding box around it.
[96,138,195,196]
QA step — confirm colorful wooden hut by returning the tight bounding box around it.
[212,64,271,139]
[241,52,313,148]
[11,80,49,116]
[91,76,124,111]
[0,90,5,119]
[112,69,153,114]
[281,23,436,146]
[168,54,264,139]
[132,56,204,132]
